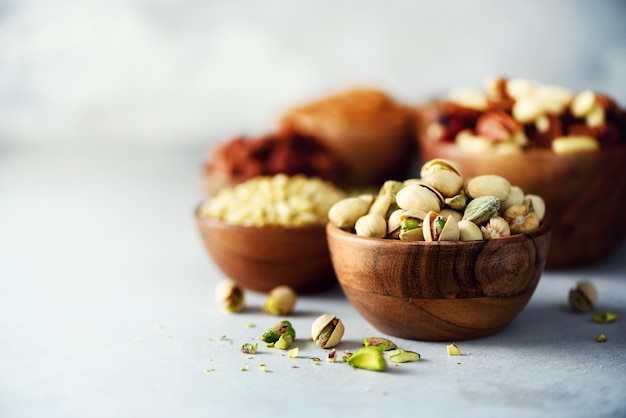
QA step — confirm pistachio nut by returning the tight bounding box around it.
[215,279,245,313]
[444,192,468,211]
[465,174,511,202]
[439,208,463,223]
[568,281,598,312]
[481,215,511,239]
[347,346,387,371]
[503,204,539,234]
[423,211,460,242]
[241,343,258,355]
[395,183,443,213]
[263,285,297,316]
[260,320,296,343]
[462,195,500,225]
[387,208,406,235]
[447,343,462,356]
[501,185,525,212]
[368,192,393,218]
[524,194,546,221]
[457,219,483,241]
[592,311,618,324]
[387,349,421,363]
[311,314,344,348]
[354,213,387,238]
[362,337,398,351]
[274,333,294,350]
[328,197,372,230]
[419,158,464,197]
[398,211,426,241]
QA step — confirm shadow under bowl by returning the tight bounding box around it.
[195,211,336,293]
[326,222,551,341]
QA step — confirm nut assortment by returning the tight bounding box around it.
[198,173,345,227]
[424,77,626,154]
[328,158,545,241]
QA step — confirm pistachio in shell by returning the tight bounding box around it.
[311,314,344,348]
[462,195,500,225]
[458,219,483,241]
[420,158,464,197]
[354,213,387,238]
[395,183,443,213]
[465,174,511,202]
[423,211,460,242]
[328,197,372,230]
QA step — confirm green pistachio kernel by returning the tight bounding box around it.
[388,349,421,363]
[274,333,294,350]
[362,337,398,351]
[260,320,296,343]
[347,347,388,372]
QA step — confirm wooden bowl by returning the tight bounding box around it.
[326,222,551,341]
[195,211,336,293]
[418,139,626,269]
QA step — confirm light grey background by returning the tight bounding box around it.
[1,0,625,147]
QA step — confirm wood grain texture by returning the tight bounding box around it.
[195,212,336,293]
[416,108,626,268]
[326,222,551,341]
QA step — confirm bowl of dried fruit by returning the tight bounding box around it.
[415,77,626,268]
[195,174,346,293]
[326,158,551,341]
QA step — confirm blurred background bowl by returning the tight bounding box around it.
[196,211,336,293]
[417,137,626,269]
[326,222,551,341]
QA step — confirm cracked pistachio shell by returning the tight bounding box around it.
[215,279,245,313]
[501,186,525,212]
[503,204,540,234]
[328,197,372,230]
[395,184,442,213]
[398,210,426,241]
[524,194,546,221]
[354,213,387,238]
[420,158,464,198]
[457,219,483,241]
[462,195,500,225]
[481,216,511,239]
[368,192,392,217]
[387,209,405,234]
[439,208,462,223]
[465,175,511,202]
[388,349,421,363]
[311,314,344,348]
[423,211,460,242]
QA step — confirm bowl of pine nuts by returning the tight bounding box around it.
[195,174,346,293]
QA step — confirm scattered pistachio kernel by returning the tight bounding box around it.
[239,365,249,372]
[592,311,618,324]
[274,333,294,350]
[362,337,398,351]
[241,343,258,355]
[342,351,353,362]
[326,349,337,362]
[288,347,300,358]
[387,349,421,363]
[347,347,388,371]
[447,343,462,356]
[260,320,296,343]
[596,334,607,343]
[259,363,267,372]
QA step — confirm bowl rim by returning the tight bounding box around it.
[326,221,551,247]
[418,139,626,161]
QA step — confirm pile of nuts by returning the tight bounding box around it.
[328,158,545,241]
[425,77,625,154]
[198,173,345,227]
[204,128,346,187]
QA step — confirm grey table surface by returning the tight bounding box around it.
[1,145,625,418]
